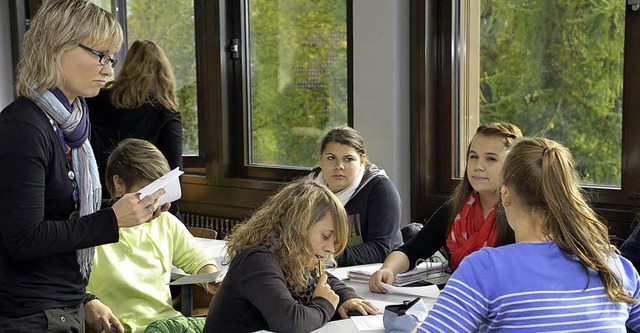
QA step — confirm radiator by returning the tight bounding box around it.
[182,213,243,240]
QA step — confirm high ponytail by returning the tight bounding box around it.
[502,138,635,304]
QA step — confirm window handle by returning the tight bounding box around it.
[630,0,640,11]
[226,39,240,59]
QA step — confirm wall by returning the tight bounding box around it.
[353,0,411,226]
[0,0,15,109]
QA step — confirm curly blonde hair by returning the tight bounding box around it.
[225,179,349,294]
[106,40,178,111]
[16,0,123,97]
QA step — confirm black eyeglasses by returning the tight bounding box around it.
[78,44,118,68]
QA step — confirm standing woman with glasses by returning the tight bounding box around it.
[0,1,167,332]
[86,39,184,220]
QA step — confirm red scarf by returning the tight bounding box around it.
[446,191,497,271]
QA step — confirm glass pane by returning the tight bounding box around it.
[473,1,625,187]
[125,0,198,156]
[248,0,348,167]
[88,0,112,11]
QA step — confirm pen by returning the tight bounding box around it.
[318,258,324,276]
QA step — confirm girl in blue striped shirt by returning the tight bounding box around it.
[417,137,640,333]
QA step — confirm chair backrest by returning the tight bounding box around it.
[187,226,218,239]
[173,226,219,317]
[401,222,423,243]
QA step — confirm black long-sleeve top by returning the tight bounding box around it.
[204,246,360,333]
[336,167,404,266]
[86,89,183,196]
[0,97,119,317]
[621,223,640,273]
[395,201,452,270]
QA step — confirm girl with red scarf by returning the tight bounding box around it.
[369,123,522,293]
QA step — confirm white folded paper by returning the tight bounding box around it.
[169,270,225,285]
[138,167,184,205]
[381,283,440,298]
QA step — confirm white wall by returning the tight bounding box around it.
[353,0,411,226]
[0,0,15,109]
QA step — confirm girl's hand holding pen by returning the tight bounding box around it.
[312,274,339,309]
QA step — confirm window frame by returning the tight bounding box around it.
[410,0,640,239]
[176,0,354,218]
[221,0,354,181]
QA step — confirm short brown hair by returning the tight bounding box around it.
[105,138,170,198]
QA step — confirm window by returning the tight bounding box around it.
[125,0,199,157]
[411,1,640,233]
[246,0,349,168]
[13,0,351,219]
[91,0,350,175]
[456,0,625,188]
[90,0,200,160]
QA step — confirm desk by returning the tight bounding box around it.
[177,241,437,331]
[194,237,226,264]
[310,264,437,333]
[172,238,227,316]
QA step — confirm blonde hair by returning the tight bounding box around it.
[226,179,349,294]
[449,122,523,245]
[105,138,170,198]
[106,40,178,111]
[15,0,123,98]
[501,137,636,304]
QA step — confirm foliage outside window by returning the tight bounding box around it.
[92,0,199,156]
[457,0,624,187]
[247,0,348,168]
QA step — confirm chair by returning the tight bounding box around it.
[401,222,424,243]
[172,226,219,316]
[186,226,218,239]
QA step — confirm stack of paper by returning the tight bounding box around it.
[348,260,448,287]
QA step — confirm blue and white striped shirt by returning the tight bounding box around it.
[418,242,640,332]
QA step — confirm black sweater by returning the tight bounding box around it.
[86,89,183,196]
[396,201,452,270]
[0,97,119,317]
[204,246,359,333]
[336,166,404,266]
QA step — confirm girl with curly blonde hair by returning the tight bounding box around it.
[204,179,378,332]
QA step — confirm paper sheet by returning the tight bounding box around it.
[169,270,225,285]
[381,282,440,298]
[351,314,384,330]
[138,167,184,205]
